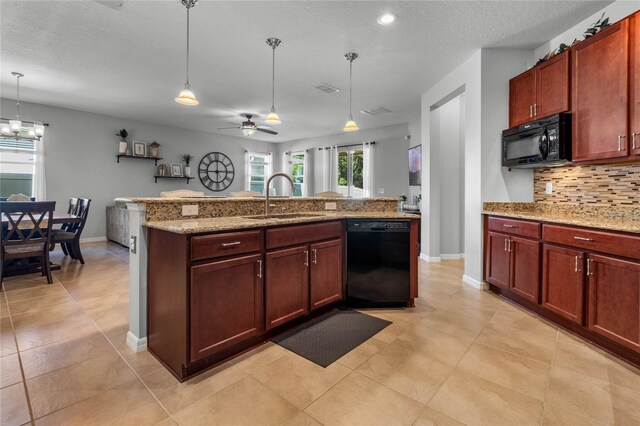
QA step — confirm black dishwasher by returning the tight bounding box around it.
[347,219,410,307]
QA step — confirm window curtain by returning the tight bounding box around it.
[363,142,375,197]
[33,138,46,201]
[282,151,292,195]
[244,151,250,191]
[322,146,338,192]
[302,150,310,196]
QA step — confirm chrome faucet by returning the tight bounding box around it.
[265,172,295,215]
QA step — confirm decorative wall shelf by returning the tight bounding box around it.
[154,175,192,184]
[116,154,163,166]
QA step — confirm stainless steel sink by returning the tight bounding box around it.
[243,213,324,220]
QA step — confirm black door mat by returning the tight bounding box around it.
[272,309,391,367]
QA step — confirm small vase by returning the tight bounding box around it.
[184,166,191,177]
[119,139,128,155]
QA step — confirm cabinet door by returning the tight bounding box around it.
[486,232,510,289]
[542,245,585,324]
[190,254,263,362]
[509,69,536,127]
[631,13,640,157]
[510,237,541,303]
[572,20,629,162]
[310,239,343,311]
[265,245,309,330]
[587,254,640,352]
[535,51,570,119]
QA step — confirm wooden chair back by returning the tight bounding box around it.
[1,201,56,247]
[67,198,91,235]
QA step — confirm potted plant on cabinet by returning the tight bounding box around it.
[182,154,193,177]
[116,129,128,155]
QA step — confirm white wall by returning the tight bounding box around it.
[0,98,278,239]
[534,1,640,60]
[407,117,422,205]
[275,123,411,198]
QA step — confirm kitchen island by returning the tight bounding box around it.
[123,196,419,380]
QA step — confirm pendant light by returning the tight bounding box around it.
[0,72,45,141]
[343,52,359,132]
[175,0,199,106]
[265,38,282,124]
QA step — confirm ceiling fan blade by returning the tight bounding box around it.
[217,126,241,130]
[256,128,278,135]
[257,124,274,130]
[227,122,240,125]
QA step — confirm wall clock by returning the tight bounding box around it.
[198,152,235,191]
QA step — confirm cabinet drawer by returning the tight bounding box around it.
[266,221,343,250]
[191,230,263,261]
[488,216,540,239]
[543,225,640,260]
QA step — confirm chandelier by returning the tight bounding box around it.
[1,72,46,141]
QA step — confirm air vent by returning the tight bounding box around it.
[360,107,392,116]
[314,83,340,94]
[93,1,127,10]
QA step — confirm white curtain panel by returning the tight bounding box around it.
[302,150,310,196]
[283,151,292,195]
[244,151,250,191]
[330,146,339,192]
[33,138,46,201]
[363,142,375,197]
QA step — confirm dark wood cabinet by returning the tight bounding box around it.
[486,232,511,289]
[190,254,263,362]
[310,239,343,310]
[536,51,570,119]
[265,245,310,330]
[572,20,629,162]
[510,237,541,303]
[542,244,585,324]
[631,12,640,158]
[509,69,537,127]
[587,254,640,352]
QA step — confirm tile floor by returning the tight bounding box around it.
[1,241,639,426]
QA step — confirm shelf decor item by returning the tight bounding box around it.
[116,129,128,154]
[170,163,183,177]
[182,154,193,177]
[157,164,167,176]
[149,141,160,158]
[132,141,147,157]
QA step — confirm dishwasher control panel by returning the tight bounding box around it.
[347,220,409,231]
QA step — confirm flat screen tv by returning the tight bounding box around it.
[408,144,422,186]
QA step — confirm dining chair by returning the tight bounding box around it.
[1,201,56,284]
[50,198,91,264]
[50,198,79,255]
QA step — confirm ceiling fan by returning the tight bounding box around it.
[217,114,278,136]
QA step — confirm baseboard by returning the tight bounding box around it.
[463,274,488,290]
[441,253,465,260]
[126,331,148,353]
[81,236,107,243]
[420,253,441,263]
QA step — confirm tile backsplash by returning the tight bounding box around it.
[534,163,640,205]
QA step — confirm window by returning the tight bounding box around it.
[290,151,305,196]
[0,139,35,197]
[337,148,363,197]
[246,152,271,195]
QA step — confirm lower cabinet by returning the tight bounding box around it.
[587,254,640,352]
[541,244,585,324]
[486,232,511,289]
[310,239,343,310]
[510,237,541,303]
[190,254,264,362]
[265,246,310,330]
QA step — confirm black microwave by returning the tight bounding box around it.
[502,113,571,168]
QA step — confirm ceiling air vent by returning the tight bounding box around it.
[314,83,340,94]
[360,107,392,116]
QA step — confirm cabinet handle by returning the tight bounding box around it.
[502,224,516,228]
[257,259,262,278]
[504,239,508,252]
[508,239,512,252]
[587,259,594,276]
[304,250,309,266]
[529,105,533,118]
[618,134,625,151]
[533,103,537,116]
[573,236,594,242]
[312,248,317,264]
[221,241,241,248]
[575,256,581,273]
[633,132,639,150]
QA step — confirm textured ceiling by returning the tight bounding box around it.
[0,0,611,142]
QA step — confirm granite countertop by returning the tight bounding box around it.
[145,211,419,234]
[483,202,640,234]
[122,196,401,204]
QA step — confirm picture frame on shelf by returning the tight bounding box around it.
[170,163,183,177]
[132,141,147,157]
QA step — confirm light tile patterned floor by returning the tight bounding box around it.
[1,241,639,425]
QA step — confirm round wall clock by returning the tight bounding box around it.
[198,152,235,191]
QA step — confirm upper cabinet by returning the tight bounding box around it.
[509,51,570,128]
[572,20,629,162]
[632,12,640,158]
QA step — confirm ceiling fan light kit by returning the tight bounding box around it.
[264,37,282,125]
[343,52,359,132]
[175,0,199,106]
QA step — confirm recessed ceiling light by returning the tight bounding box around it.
[377,13,397,25]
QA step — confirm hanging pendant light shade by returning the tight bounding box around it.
[265,38,282,124]
[175,0,199,106]
[343,53,359,132]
